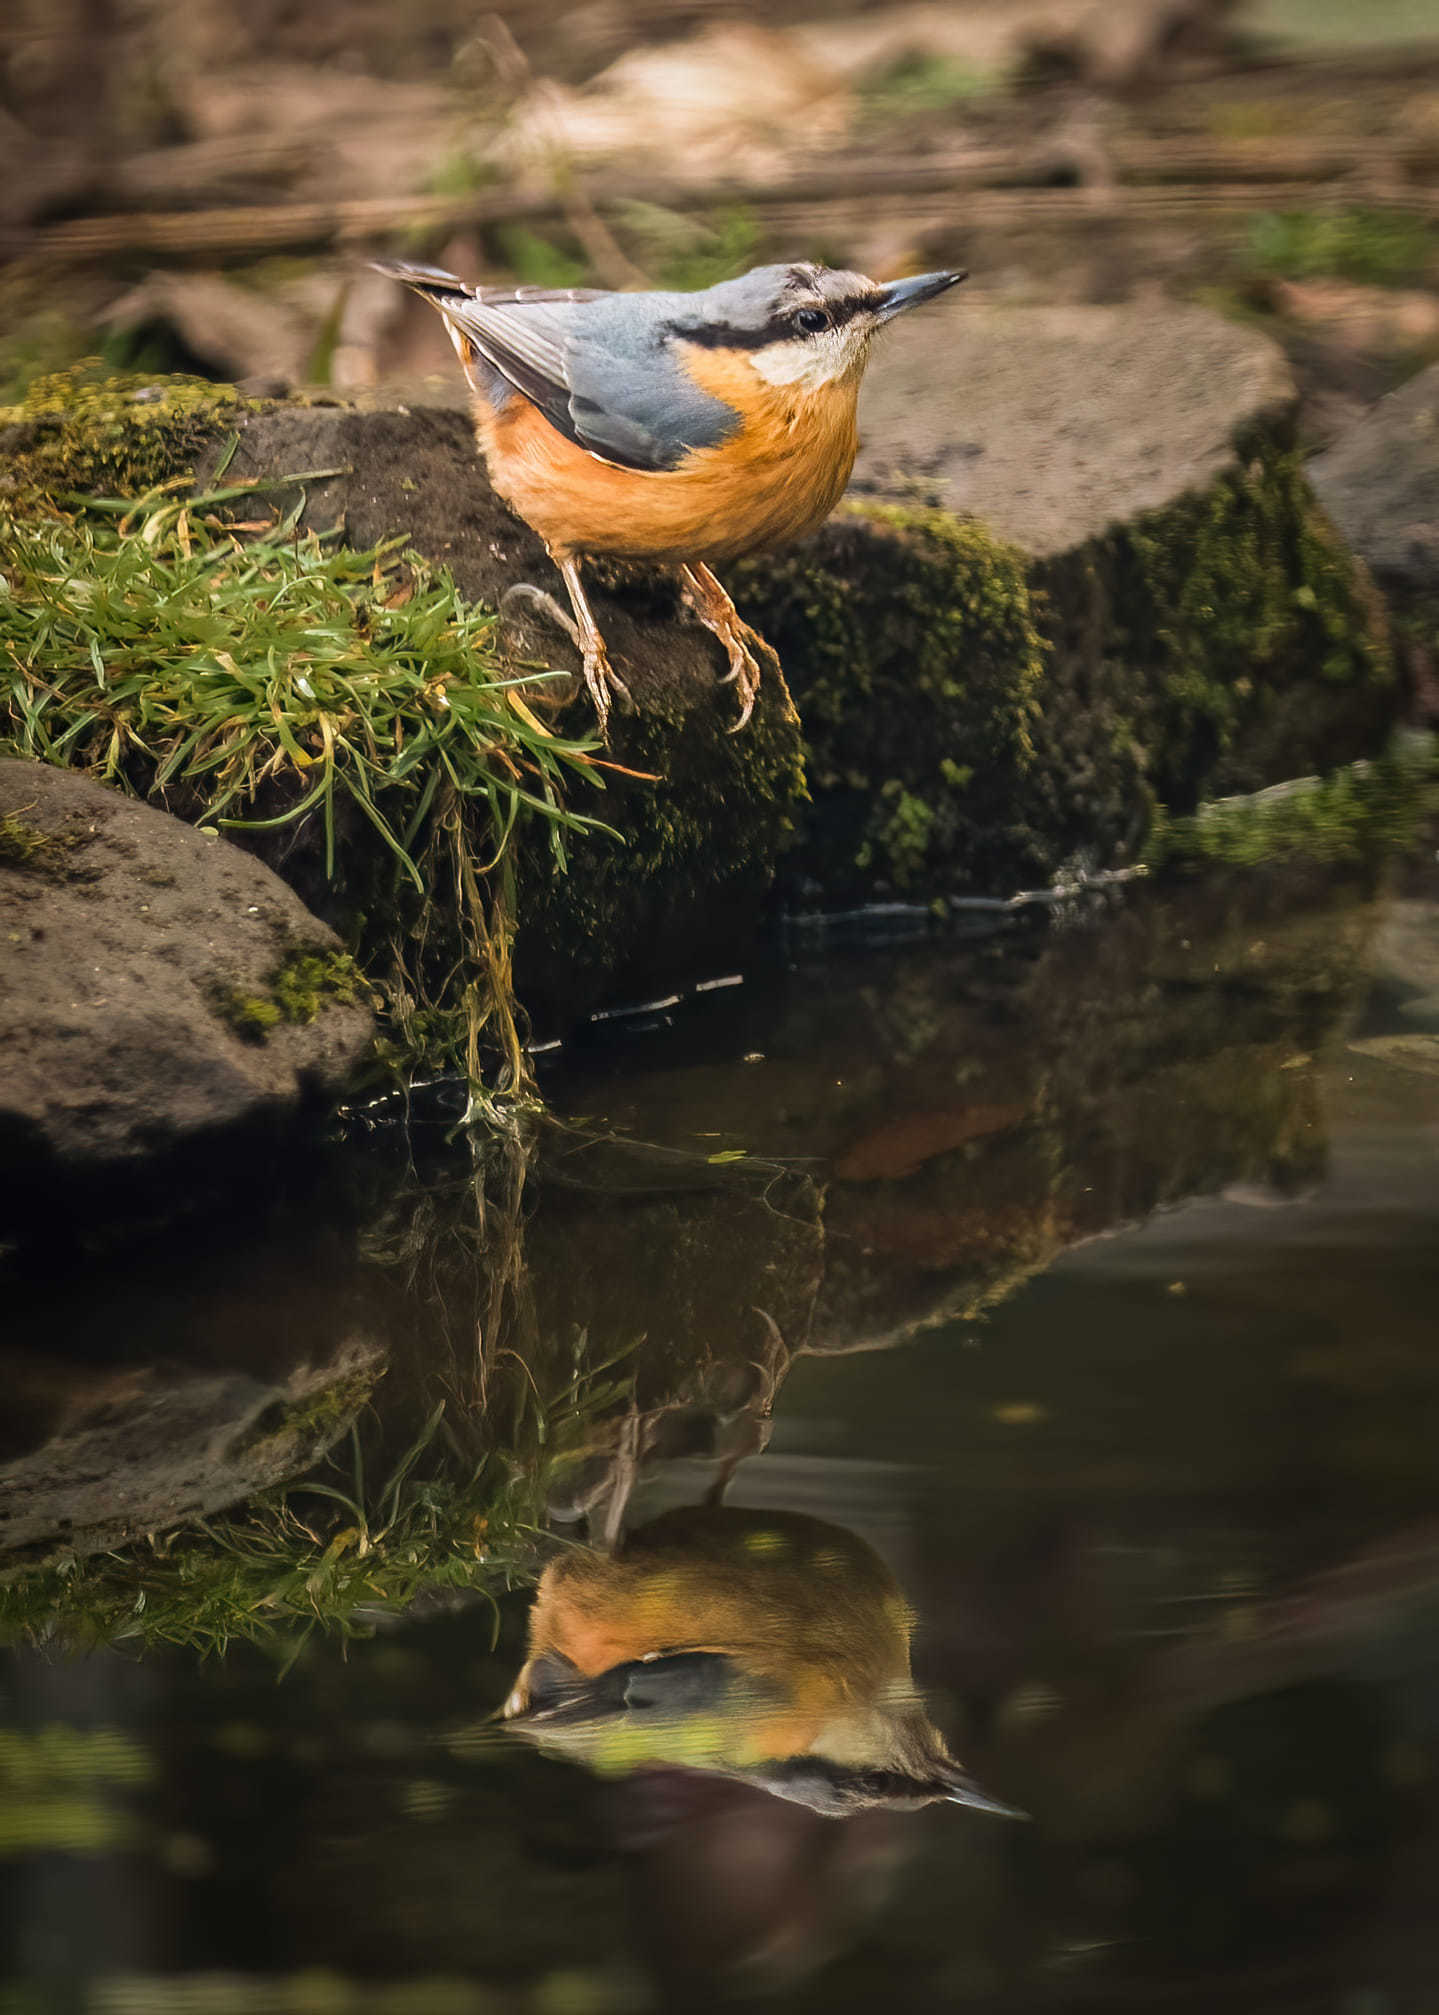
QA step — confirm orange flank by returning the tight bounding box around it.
[515,1509,914,1717]
[473,344,860,566]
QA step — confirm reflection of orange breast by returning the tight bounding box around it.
[521,1509,914,1715]
[472,344,860,565]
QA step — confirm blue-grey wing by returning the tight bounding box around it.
[419,282,741,473]
[562,313,742,471]
[514,1650,740,1727]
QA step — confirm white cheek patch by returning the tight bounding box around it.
[750,323,871,390]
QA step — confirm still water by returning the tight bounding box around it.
[3,854,1439,2013]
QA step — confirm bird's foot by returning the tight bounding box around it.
[499,580,632,736]
[579,635,632,739]
[680,564,794,733]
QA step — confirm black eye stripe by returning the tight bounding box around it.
[671,293,882,351]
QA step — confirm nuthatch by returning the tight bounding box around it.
[374,258,966,733]
[503,1505,1023,1819]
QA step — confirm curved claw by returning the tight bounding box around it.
[579,642,633,739]
[679,561,791,732]
[726,672,760,733]
[506,561,633,739]
[550,550,634,739]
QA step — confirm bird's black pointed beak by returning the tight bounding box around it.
[873,270,968,322]
[941,1766,1029,1819]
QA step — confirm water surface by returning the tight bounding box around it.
[4,856,1439,2012]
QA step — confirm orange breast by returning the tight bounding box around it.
[469,344,860,565]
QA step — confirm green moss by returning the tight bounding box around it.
[1105,448,1393,803]
[226,1364,381,1460]
[734,506,1045,899]
[0,811,69,874]
[1017,446,1395,884]
[272,948,367,1020]
[0,363,253,506]
[1146,733,1439,872]
[733,443,1394,901]
[220,993,286,1038]
[514,666,807,1012]
[218,949,369,1042]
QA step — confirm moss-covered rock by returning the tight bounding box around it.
[720,299,1395,900]
[730,507,1047,901]
[0,365,259,504]
[513,671,805,1015]
[1145,732,1439,873]
[186,402,810,1022]
[734,442,1394,902]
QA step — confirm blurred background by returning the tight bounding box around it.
[2,0,1437,440]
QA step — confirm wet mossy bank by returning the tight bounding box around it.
[191,387,1400,986]
[0,321,1403,1054]
[734,442,1394,904]
[733,294,1396,901]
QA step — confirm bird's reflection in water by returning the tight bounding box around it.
[502,1503,1021,1996]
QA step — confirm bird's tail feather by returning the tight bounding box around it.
[371,258,469,305]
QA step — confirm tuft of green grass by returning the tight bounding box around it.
[1245,209,1437,289]
[0,466,619,1087]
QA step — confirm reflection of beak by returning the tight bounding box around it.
[941,1767,1029,1820]
[873,270,968,322]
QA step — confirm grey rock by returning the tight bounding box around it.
[0,756,376,1186]
[854,298,1296,555]
[0,1334,385,1565]
[1309,361,1439,599]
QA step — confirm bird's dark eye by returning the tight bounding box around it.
[794,307,829,335]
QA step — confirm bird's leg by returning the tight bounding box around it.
[704,1309,793,1507]
[679,562,794,733]
[594,1403,643,1555]
[498,560,631,735]
[553,549,632,736]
